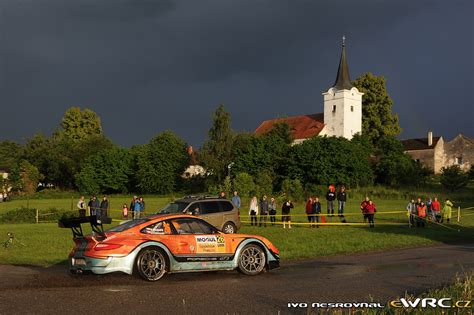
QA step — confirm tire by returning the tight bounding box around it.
[222,222,237,234]
[238,244,266,276]
[136,247,167,281]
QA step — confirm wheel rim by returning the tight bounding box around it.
[240,246,265,273]
[224,224,234,234]
[139,250,165,280]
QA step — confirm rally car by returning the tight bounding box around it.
[59,214,279,281]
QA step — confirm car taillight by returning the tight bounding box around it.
[94,243,123,251]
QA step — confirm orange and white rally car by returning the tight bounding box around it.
[59,214,280,281]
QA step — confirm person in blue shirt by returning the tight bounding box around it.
[134,200,142,219]
[231,191,241,209]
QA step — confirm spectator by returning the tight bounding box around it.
[326,185,336,215]
[406,199,417,227]
[281,199,294,229]
[305,196,314,226]
[122,204,129,219]
[442,198,454,223]
[130,196,138,219]
[269,197,277,225]
[249,196,259,226]
[426,198,433,220]
[139,197,145,214]
[77,196,86,217]
[89,196,100,217]
[417,201,427,227]
[259,195,269,227]
[337,186,347,223]
[311,196,322,228]
[231,191,241,209]
[431,197,441,222]
[134,199,142,219]
[365,199,376,228]
[360,196,370,223]
[219,191,227,199]
[99,196,109,219]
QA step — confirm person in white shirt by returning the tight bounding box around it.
[249,196,259,226]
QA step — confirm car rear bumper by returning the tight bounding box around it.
[69,255,134,275]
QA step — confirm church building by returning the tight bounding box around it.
[255,38,363,143]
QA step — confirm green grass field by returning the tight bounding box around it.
[0,197,473,267]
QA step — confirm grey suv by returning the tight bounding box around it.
[159,196,241,234]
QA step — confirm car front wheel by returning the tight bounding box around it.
[136,247,167,281]
[238,244,266,276]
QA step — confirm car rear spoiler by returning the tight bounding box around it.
[58,216,112,238]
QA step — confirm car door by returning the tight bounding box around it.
[198,201,222,229]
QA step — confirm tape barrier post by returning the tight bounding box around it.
[35,209,39,224]
[458,206,461,223]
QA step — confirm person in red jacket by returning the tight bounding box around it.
[305,197,314,227]
[365,199,376,228]
[360,196,370,223]
[417,201,427,227]
[431,197,441,222]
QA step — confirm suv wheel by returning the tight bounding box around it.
[222,222,236,234]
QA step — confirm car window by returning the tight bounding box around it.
[219,201,234,212]
[171,218,217,235]
[200,201,221,214]
[185,202,201,215]
[160,202,189,214]
[141,221,174,235]
[106,218,149,232]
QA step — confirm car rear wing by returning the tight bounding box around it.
[58,216,112,238]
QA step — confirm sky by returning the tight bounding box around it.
[0,0,473,147]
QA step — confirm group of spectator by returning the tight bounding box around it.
[123,196,146,219]
[406,197,453,227]
[325,185,348,222]
[76,195,109,218]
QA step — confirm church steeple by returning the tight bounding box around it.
[333,36,353,90]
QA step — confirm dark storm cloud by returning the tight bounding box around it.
[0,0,472,146]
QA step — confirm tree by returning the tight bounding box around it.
[254,170,274,196]
[136,131,189,194]
[0,141,24,171]
[440,165,469,192]
[60,107,103,141]
[266,122,293,145]
[288,136,374,187]
[75,147,134,195]
[8,160,43,195]
[352,72,401,145]
[233,172,255,198]
[200,104,234,183]
[280,178,303,202]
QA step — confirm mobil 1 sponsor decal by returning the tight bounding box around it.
[195,235,226,253]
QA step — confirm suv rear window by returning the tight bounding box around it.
[219,201,234,212]
[200,201,221,214]
[160,202,189,214]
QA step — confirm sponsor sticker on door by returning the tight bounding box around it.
[195,236,226,253]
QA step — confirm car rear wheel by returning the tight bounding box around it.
[222,222,237,234]
[136,247,167,281]
[238,244,266,276]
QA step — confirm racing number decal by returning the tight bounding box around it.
[195,235,226,253]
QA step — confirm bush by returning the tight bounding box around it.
[281,178,304,201]
[233,172,255,198]
[440,165,469,192]
[254,170,273,197]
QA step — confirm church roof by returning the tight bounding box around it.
[255,113,325,140]
[401,137,441,151]
[333,37,353,90]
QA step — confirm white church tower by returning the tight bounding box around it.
[322,37,363,140]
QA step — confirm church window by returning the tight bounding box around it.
[455,156,463,165]
[351,106,354,112]
[332,105,336,112]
